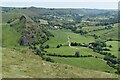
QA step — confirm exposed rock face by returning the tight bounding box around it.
[9,15,51,46]
[19,36,29,46]
[19,15,26,21]
[18,15,39,46]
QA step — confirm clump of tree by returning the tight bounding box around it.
[93,34,100,39]
[115,64,120,74]
[47,52,93,58]
[74,30,88,35]
[105,25,113,29]
[93,46,102,52]
[75,51,80,57]
[104,54,118,69]
[102,48,110,51]
[42,56,54,62]
[47,53,75,57]
[107,38,113,41]
[56,44,62,48]
[109,45,112,48]
[35,49,44,56]
[100,51,119,74]
[71,42,81,46]
[119,48,120,52]
[92,40,106,52]
[71,42,89,47]
[45,45,50,49]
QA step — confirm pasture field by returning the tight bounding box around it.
[44,29,95,47]
[49,56,116,73]
[44,29,69,47]
[81,26,105,31]
[45,46,104,58]
[44,29,118,73]
[87,26,118,40]
[106,41,119,58]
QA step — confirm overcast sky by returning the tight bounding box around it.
[1,0,120,9]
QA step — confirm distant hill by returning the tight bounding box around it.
[2,7,117,23]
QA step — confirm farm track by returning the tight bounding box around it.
[68,35,78,50]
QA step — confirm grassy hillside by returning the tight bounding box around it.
[2,48,117,78]
[2,24,21,48]
[0,47,1,78]
[0,24,2,47]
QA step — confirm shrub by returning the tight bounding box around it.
[35,49,42,56]
[45,45,50,48]
[56,45,60,48]
[119,48,120,52]
[60,44,62,46]
[42,56,54,62]
[75,51,80,57]
[109,45,112,48]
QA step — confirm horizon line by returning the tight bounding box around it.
[1,2,118,10]
[1,6,118,10]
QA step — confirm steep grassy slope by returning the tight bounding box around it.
[2,24,21,48]
[2,48,117,78]
[0,24,2,47]
[0,24,1,76]
[0,47,1,78]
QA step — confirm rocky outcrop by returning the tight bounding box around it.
[19,36,29,46]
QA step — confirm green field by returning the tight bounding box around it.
[44,29,117,73]
[106,41,119,58]
[50,56,116,73]
[87,25,118,40]
[82,26,105,32]
[44,29,95,47]
[45,46,104,58]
